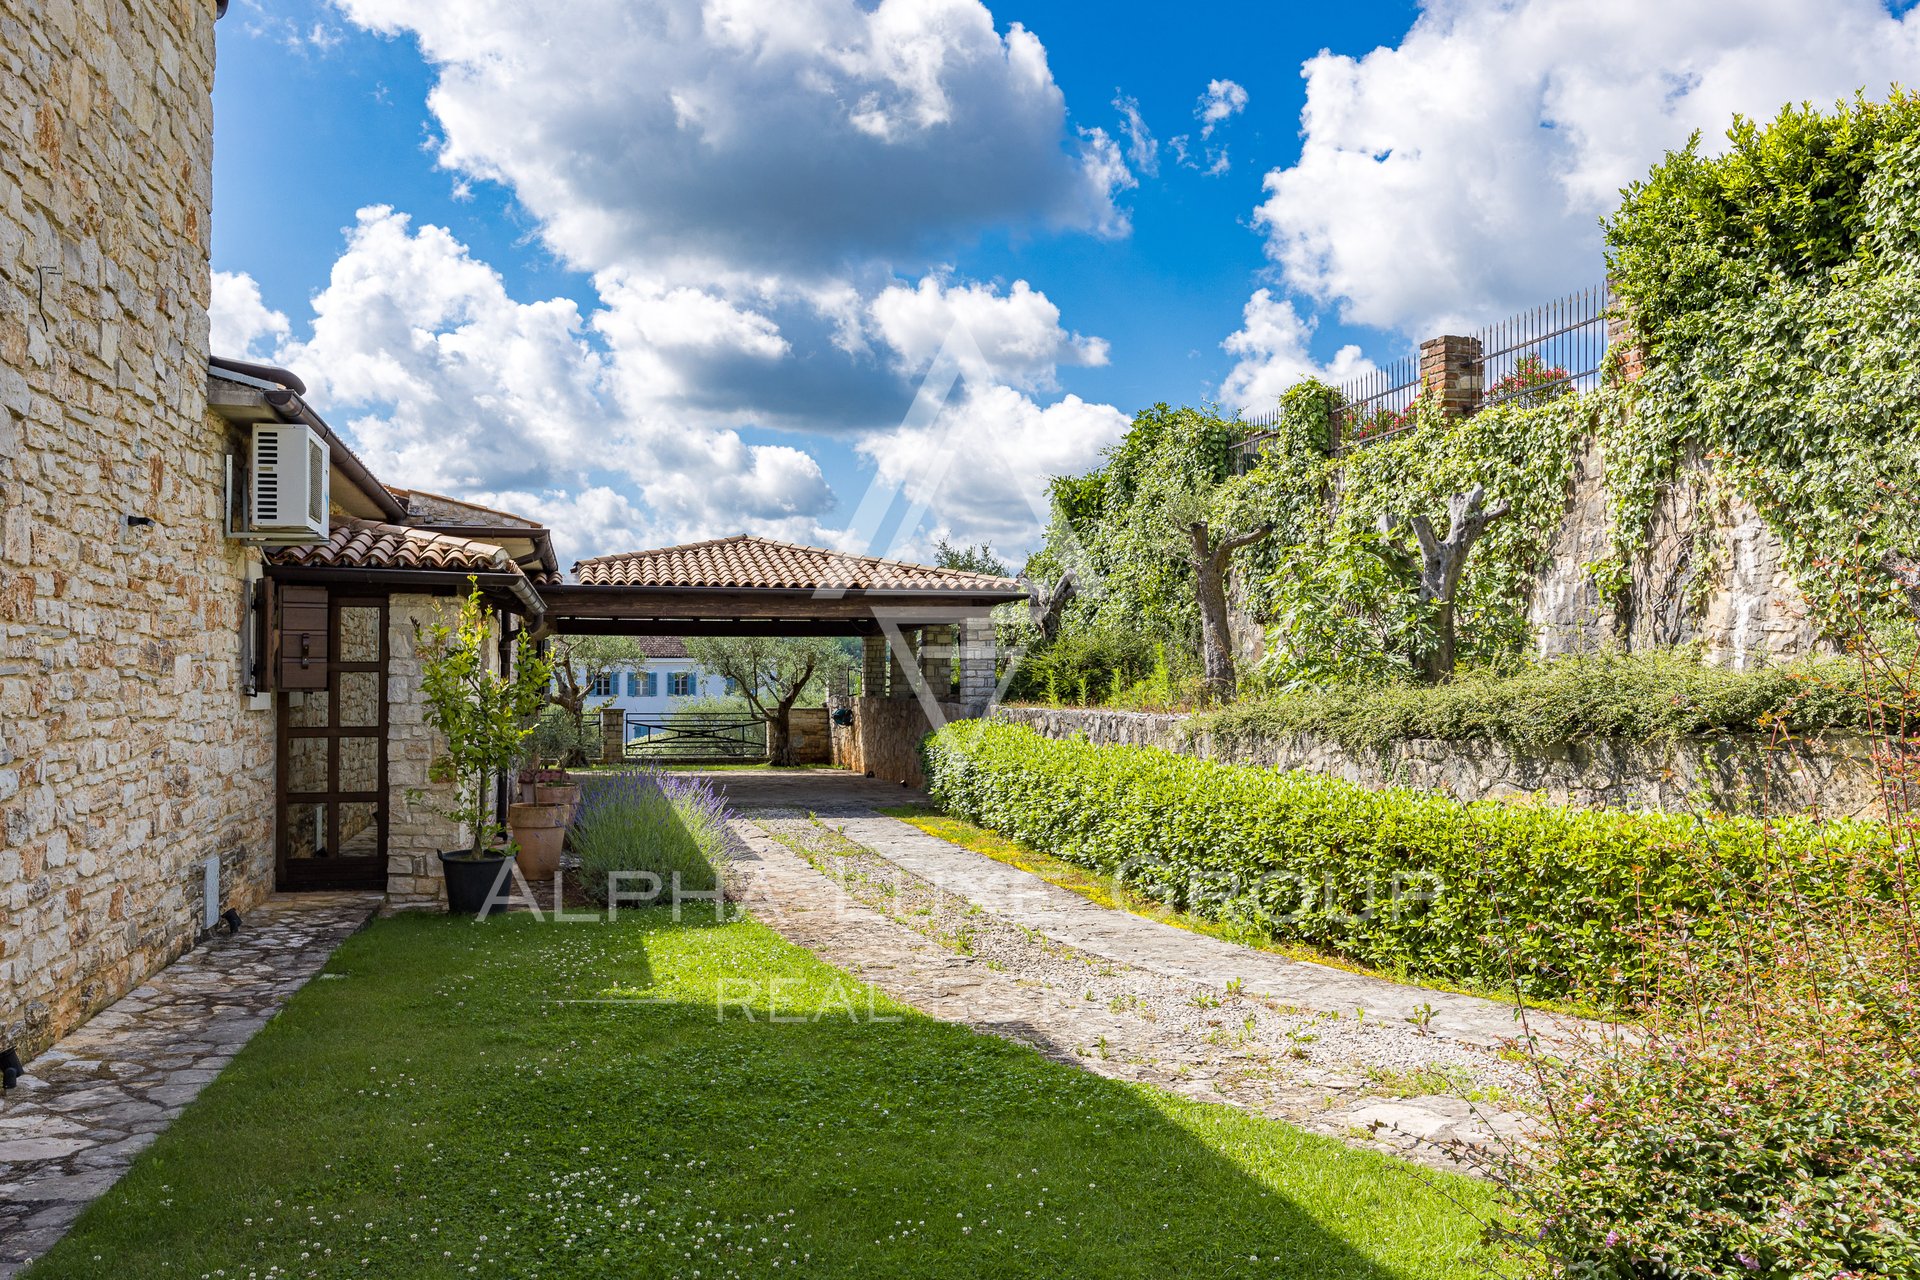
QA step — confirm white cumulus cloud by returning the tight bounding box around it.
[334,0,1132,278]
[1218,288,1377,415]
[858,386,1130,552]
[1252,0,1920,336]
[277,206,836,558]
[870,275,1108,391]
[209,270,290,361]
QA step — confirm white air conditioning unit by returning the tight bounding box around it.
[244,423,330,544]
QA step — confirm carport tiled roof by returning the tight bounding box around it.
[574,535,1023,594]
[267,518,526,578]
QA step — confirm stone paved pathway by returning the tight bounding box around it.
[721,788,1558,1177]
[0,892,380,1278]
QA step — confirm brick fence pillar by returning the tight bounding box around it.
[1604,279,1644,383]
[861,634,888,697]
[599,706,625,764]
[1419,334,1483,418]
[958,616,996,708]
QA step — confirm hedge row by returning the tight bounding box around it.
[1193,649,1897,752]
[922,720,1888,1001]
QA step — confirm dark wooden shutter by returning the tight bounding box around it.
[276,584,330,690]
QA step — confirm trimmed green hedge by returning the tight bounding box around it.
[922,720,1887,1001]
[1192,650,1898,752]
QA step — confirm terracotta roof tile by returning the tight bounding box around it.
[268,518,524,577]
[574,535,1023,593]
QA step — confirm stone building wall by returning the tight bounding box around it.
[384,592,484,911]
[992,706,1884,820]
[0,0,278,1059]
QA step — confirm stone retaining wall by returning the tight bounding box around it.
[1,0,278,1059]
[992,706,1885,820]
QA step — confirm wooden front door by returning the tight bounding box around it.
[276,594,389,891]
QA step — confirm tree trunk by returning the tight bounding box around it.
[1188,522,1271,705]
[1376,485,1511,684]
[768,705,797,766]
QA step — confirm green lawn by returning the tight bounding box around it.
[29,908,1499,1279]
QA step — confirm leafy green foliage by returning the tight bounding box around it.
[1200,648,1897,751]
[1224,386,1603,683]
[931,538,1011,577]
[922,719,1886,1002]
[1039,403,1245,661]
[1603,91,1920,626]
[416,583,551,855]
[1003,621,1157,705]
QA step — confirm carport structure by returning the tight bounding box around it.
[534,536,1030,780]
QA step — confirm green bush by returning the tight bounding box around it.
[1201,649,1899,751]
[921,720,1886,1001]
[1003,625,1160,706]
[572,770,735,904]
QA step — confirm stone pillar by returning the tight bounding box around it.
[886,629,916,699]
[919,624,955,699]
[1419,334,1483,418]
[861,634,888,698]
[600,706,625,764]
[958,616,996,708]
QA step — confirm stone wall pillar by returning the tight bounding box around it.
[600,706,625,764]
[861,634,889,698]
[919,624,955,699]
[958,616,996,708]
[886,629,916,700]
[1419,334,1483,418]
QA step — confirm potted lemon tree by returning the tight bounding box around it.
[419,581,552,915]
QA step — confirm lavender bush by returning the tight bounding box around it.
[572,770,738,905]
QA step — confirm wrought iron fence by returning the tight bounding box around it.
[1330,353,1422,449]
[1232,281,1615,471]
[1477,281,1612,409]
[622,711,766,761]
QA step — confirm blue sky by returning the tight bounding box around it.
[207,0,1919,567]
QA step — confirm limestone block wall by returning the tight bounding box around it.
[845,696,972,789]
[1527,442,1819,667]
[993,706,1885,820]
[385,592,495,911]
[786,707,831,765]
[0,0,278,1059]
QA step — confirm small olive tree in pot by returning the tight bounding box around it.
[418,581,552,915]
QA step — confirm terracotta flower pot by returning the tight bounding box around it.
[508,801,569,881]
[533,783,583,820]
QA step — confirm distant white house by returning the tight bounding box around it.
[575,636,737,742]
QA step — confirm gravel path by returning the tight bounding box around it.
[729,810,1544,1177]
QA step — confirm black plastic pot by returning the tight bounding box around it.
[439,850,513,916]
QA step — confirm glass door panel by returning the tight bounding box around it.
[277,595,388,890]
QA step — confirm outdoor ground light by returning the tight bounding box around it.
[1,1048,22,1090]
[222,908,244,934]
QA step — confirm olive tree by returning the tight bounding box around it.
[683,636,850,766]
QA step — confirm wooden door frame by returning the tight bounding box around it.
[275,593,390,891]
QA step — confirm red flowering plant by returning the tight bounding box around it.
[1484,354,1573,410]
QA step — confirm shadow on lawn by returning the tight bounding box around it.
[26,909,1490,1280]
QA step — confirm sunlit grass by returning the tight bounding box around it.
[29,908,1497,1280]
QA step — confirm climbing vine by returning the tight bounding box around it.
[1599,94,1920,629]
[1219,384,1614,687]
